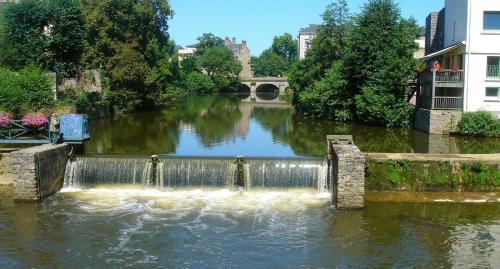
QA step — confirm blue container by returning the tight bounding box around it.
[60,114,90,143]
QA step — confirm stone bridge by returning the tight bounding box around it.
[239,77,290,104]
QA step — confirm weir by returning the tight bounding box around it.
[64,155,328,192]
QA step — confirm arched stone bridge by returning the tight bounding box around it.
[239,77,290,103]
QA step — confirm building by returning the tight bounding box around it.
[415,0,500,134]
[224,37,252,78]
[414,27,426,59]
[298,24,319,60]
[177,45,197,62]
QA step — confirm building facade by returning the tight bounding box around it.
[420,0,500,117]
[177,46,197,62]
[224,37,252,78]
[298,24,319,60]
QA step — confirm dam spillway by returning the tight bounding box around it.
[64,156,328,191]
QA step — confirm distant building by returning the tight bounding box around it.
[177,45,197,62]
[224,37,252,78]
[298,24,319,60]
[414,27,426,59]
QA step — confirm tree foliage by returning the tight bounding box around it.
[0,0,84,78]
[0,66,54,115]
[459,111,500,138]
[289,0,420,127]
[251,49,289,77]
[81,0,175,112]
[271,33,298,62]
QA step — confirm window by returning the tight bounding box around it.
[487,57,500,79]
[484,12,500,30]
[486,87,499,98]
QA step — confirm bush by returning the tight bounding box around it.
[459,111,500,137]
[185,72,215,94]
[0,66,54,115]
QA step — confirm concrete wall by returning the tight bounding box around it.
[329,137,365,209]
[366,153,500,192]
[0,153,13,185]
[11,144,69,201]
[414,108,462,135]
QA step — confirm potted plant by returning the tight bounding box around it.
[0,112,13,129]
[21,113,48,131]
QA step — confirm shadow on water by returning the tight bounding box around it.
[83,95,500,157]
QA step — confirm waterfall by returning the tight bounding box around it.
[64,157,152,188]
[63,156,328,192]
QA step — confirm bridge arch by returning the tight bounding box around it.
[238,84,251,100]
[256,83,279,101]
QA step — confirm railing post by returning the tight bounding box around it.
[431,70,436,110]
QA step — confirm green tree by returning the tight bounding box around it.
[198,46,241,90]
[251,49,289,77]
[345,0,419,127]
[0,0,84,78]
[271,33,298,62]
[194,33,224,56]
[288,0,352,118]
[82,0,174,112]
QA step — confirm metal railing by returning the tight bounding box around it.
[435,70,464,83]
[487,65,500,79]
[0,120,49,142]
[433,97,463,110]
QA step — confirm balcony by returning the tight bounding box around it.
[417,69,464,110]
[487,65,500,79]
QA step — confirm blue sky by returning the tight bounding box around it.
[169,0,444,56]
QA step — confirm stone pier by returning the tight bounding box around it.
[11,144,70,201]
[328,135,365,209]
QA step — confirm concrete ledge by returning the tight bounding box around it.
[366,153,500,192]
[11,144,69,201]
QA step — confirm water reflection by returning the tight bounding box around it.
[84,95,500,156]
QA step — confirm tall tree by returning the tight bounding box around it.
[346,0,419,127]
[82,0,174,112]
[198,46,241,90]
[271,33,298,62]
[0,0,84,78]
[194,33,224,56]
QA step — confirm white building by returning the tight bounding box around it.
[177,46,197,62]
[298,24,319,60]
[420,0,500,115]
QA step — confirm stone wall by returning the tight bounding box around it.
[11,144,69,201]
[0,153,13,185]
[366,153,500,192]
[329,136,365,209]
[414,108,462,135]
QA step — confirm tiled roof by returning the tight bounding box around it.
[299,24,320,35]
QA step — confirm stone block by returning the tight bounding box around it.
[11,144,69,201]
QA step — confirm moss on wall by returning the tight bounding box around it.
[366,159,500,192]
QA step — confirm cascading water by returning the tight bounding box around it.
[63,156,329,192]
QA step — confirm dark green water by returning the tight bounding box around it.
[84,95,500,157]
[0,186,499,268]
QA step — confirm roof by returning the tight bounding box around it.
[424,42,465,59]
[299,24,319,35]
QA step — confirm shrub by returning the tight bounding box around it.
[185,72,215,94]
[459,111,500,137]
[0,66,54,115]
